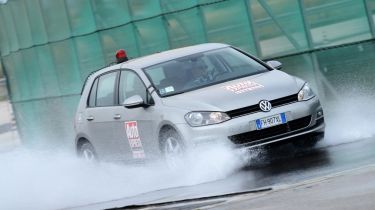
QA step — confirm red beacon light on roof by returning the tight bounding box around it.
[116,49,128,63]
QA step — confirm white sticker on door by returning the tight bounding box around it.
[125,121,146,159]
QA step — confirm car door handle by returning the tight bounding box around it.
[113,114,121,120]
[87,116,94,121]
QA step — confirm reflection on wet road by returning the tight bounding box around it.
[74,137,375,209]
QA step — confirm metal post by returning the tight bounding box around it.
[297,0,314,49]
[197,4,208,43]
[244,0,262,57]
[125,0,141,56]
[159,0,172,49]
[257,0,301,50]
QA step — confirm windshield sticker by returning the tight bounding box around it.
[159,86,175,95]
[165,86,175,93]
[222,81,264,94]
[159,88,166,95]
[125,121,145,159]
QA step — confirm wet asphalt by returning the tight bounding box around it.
[72,137,375,210]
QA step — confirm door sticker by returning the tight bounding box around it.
[125,121,145,159]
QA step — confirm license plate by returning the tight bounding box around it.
[256,113,287,130]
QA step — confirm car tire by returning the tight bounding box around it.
[78,141,98,162]
[160,128,185,169]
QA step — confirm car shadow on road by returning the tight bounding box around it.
[242,140,332,177]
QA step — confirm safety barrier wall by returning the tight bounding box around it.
[0,0,374,147]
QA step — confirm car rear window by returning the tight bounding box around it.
[96,72,117,107]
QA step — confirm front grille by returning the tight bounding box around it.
[229,115,311,145]
[226,94,298,118]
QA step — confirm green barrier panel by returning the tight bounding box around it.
[99,24,139,65]
[65,0,96,36]
[8,0,33,49]
[34,45,61,98]
[13,52,33,101]
[160,0,197,13]
[0,12,10,56]
[128,0,161,20]
[201,0,256,54]
[0,60,3,78]
[303,0,371,48]
[2,55,19,101]
[134,16,170,55]
[13,95,80,147]
[50,40,82,95]
[315,42,375,97]
[40,0,71,42]
[24,0,48,45]
[22,48,45,100]
[165,8,206,48]
[199,0,224,4]
[12,102,34,144]
[3,53,27,102]
[74,33,105,80]
[277,54,317,90]
[91,0,130,30]
[0,5,18,52]
[250,0,309,57]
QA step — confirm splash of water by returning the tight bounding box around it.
[322,96,375,146]
[0,144,249,210]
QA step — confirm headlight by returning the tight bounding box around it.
[298,83,315,101]
[185,112,230,127]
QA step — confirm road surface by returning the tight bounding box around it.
[70,137,375,210]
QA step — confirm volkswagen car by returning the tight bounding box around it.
[74,43,325,163]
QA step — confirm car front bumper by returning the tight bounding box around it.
[175,96,324,149]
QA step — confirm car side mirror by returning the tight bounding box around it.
[123,95,146,109]
[266,60,283,70]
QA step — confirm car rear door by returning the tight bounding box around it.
[84,71,122,160]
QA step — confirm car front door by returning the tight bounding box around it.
[112,70,159,162]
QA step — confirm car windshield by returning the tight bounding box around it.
[144,47,269,97]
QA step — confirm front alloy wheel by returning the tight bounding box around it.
[161,129,185,169]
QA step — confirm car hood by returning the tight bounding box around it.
[161,70,304,112]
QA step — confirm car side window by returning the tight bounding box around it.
[96,72,118,107]
[87,78,98,107]
[119,71,148,104]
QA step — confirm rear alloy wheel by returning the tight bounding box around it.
[160,129,185,169]
[78,141,97,162]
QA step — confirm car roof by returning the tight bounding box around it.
[83,43,229,93]
[121,43,229,69]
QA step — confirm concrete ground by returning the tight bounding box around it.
[0,100,20,151]
[138,165,375,210]
[207,166,375,210]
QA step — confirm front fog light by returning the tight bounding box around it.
[317,110,324,118]
[185,111,230,127]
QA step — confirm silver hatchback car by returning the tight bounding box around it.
[74,43,324,163]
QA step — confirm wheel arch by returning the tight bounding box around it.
[75,136,91,155]
[158,123,185,151]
